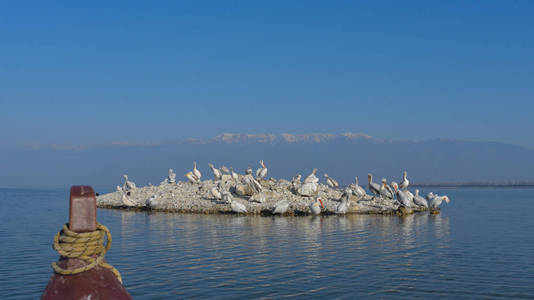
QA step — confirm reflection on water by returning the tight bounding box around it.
[109,210,456,298]
[2,188,534,299]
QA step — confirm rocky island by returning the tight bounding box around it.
[97,163,449,216]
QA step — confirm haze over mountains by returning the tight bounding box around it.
[2,133,534,191]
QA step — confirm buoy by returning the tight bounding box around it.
[41,186,132,300]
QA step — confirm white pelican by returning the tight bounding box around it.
[399,171,409,190]
[305,168,319,184]
[405,189,415,203]
[185,171,199,184]
[122,174,137,191]
[392,183,411,207]
[255,160,264,178]
[368,174,381,196]
[223,191,247,213]
[272,199,289,215]
[121,193,136,207]
[245,167,253,175]
[193,162,202,181]
[145,194,157,208]
[352,177,367,198]
[252,178,263,192]
[210,185,222,200]
[230,167,239,181]
[259,161,268,179]
[336,189,351,214]
[413,189,428,208]
[379,179,394,199]
[430,195,450,210]
[209,164,222,180]
[309,197,324,215]
[220,166,230,174]
[324,174,339,188]
[426,192,435,201]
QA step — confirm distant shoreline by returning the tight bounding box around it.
[411,182,534,188]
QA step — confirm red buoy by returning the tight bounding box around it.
[41,186,132,300]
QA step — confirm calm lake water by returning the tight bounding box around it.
[1,187,534,299]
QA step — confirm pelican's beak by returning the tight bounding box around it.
[319,199,324,208]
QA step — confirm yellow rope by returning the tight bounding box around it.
[51,223,122,283]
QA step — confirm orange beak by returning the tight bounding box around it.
[319,199,324,208]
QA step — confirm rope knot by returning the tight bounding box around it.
[51,223,122,283]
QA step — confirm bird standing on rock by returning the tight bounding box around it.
[210,183,222,200]
[392,183,411,207]
[209,164,222,180]
[305,168,319,184]
[336,192,350,214]
[352,177,367,198]
[230,167,239,181]
[379,179,394,199]
[430,195,450,210]
[193,162,202,181]
[413,189,428,208]
[400,171,409,190]
[185,171,200,184]
[310,197,324,215]
[324,174,339,188]
[368,174,381,196]
[256,160,268,179]
[223,191,247,213]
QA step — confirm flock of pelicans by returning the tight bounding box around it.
[170,160,450,215]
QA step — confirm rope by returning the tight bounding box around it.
[51,223,122,283]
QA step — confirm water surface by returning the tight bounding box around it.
[1,188,533,299]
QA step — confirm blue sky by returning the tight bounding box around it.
[1,1,533,147]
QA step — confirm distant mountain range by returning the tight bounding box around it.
[2,133,534,190]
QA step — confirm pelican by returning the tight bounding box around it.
[379,179,394,199]
[413,189,428,208]
[185,171,199,184]
[223,191,247,213]
[399,171,409,190]
[430,195,450,210]
[426,192,435,201]
[220,166,230,174]
[245,166,253,175]
[230,167,239,181]
[272,199,289,215]
[255,160,264,178]
[309,197,324,215]
[252,178,263,192]
[193,162,202,181]
[122,174,136,191]
[305,168,319,184]
[256,160,268,179]
[210,185,222,200]
[145,194,157,208]
[336,189,351,214]
[405,189,415,203]
[368,173,381,196]
[324,174,339,188]
[259,161,268,179]
[209,164,222,180]
[352,177,367,198]
[392,183,411,207]
[121,193,136,207]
